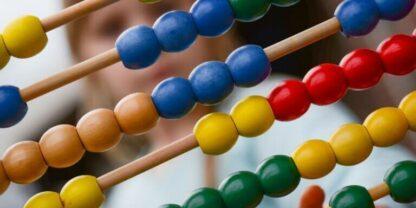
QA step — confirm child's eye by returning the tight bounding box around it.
[97,15,126,39]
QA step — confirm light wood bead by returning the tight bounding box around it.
[2,141,48,184]
[39,125,86,168]
[114,93,159,135]
[76,108,122,153]
[0,160,10,194]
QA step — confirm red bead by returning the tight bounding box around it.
[303,64,348,105]
[377,34,416,75]
[339,49,385,90]
[268,80,311,121]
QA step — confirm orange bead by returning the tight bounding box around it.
[77,109,122,153]
[114,93,159,135]
[2,141,48,184]
[39,125,86,168]
[0,161,10,194]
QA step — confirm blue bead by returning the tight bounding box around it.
[153,11,198,52]
[190,0,235,37]
[116,25,161,69]
[152,77,196,119]
[189,61,234,105]
[335,0,380,37]
[225,45,271,87]
[374,0,415,21]
[0,86,28,128]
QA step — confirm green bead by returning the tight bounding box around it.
[159,204,182,208]
[228,0,272,22]
[139,0,161,3]
[256,155,300,197]
[384,160,416,203]
[271,0,300,7]
[219,171,263,208]
[329,185,375,208]
[183,188,226,208]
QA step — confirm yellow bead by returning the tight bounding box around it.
[292,140,336,179]
[230,96,275,137]
[24,191,63,208]
[399,91,416,131]
[139,0,161,3]
[363,107,408,147]
[3,15,47,58]
[60,175,104,208]
[0,35,10,69]
[329,123,373,166]
[194,113,238,155]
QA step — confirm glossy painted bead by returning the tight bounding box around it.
[152,77,196,119]
[189,61,234,105]
[0,35,10,69]
[363,107,408,147]
[194,113,238,155]
[329,123,373,166]
[292,140,336,179]
[256,155,300,197]
[228,0,271,22]
[0,161,10,194]
[219,171,263,208]
[39,125,85,168]
[114,93,159,135]
[339,49,384,89]
[334,0,380,37]
[153,11,198,52]
[399,91,416,131]
[60,175,104,208]
[3,15,48,58]
[24,191,63,208]
[384,160,416,203]
[377,34,416,75]
[116,25,161,69]
[271,0,300,7]
[2,141,48,184]
[374,0,415,21]
[183,188,226,208]
[0,85,28,128]
[268,80,311,121]
[76,109,122,152]
[230,96,274,137]
[226,45,271,87]
[190,0,235,37]
[329,185,375,208]
[160,205,181,208]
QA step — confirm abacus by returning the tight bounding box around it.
[0,0,415,207]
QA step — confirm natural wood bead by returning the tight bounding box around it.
[114,93,159,135]
[0,160,10,194]
[39,125,86,168]
[2,141,48,184]
[76,108,122,153]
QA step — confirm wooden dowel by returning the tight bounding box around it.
[369,182,390,201]
[98,134,199,190]
[20,48,120,102]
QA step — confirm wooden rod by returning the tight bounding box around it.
[369,182,390,201]
[20,48,120,101]
[98,134,199,190]
[42,0,120,32]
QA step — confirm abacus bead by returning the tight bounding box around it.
[153,11,198,52]
[230,96,274,137]
[363,107,408,147]
[256,155,300,197]
[152,77,196,119]
[39,125,85,168]
[76,109,122,152]
[2,141,47,184]
[384,160,416,203]
[160,205,182,208]
[329,185,375,208]
[271,0,300,7]
[0,161,10,194]
[183,188,226,208]
[339,49,384,90]
[292,140,336,179]
[399,91,416,131]
[3,15,47,58]
[334,0,380,37]
[190,0,235,37]
[0,85,28,128]
[114,93,159,135]
[268,80,311,121]
[116,25,161,69]
[374,0,415,21]
[228,0,271,22]
[377,34,416,75]
[194,113,238,155]
[219,171,263,208]
[60,175,104,208]
[139,0,161,3]
[0,35,10,69]
[24,192,63,208]
[189,61,234,105]
[226,45,271,87]
[329,124,373,166]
